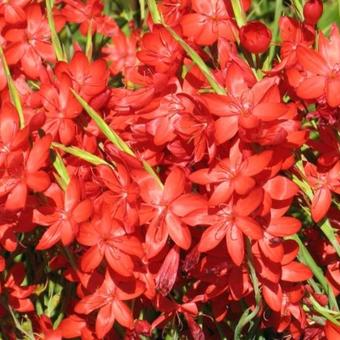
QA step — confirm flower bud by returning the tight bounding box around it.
[239,21,272,54]
[303,0,323,26]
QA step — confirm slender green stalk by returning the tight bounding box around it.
[146,0,226,95]
[139,0,146,20]
[0,45,24,128]
[290,234,339,311]
[8,306,35,340]
[71,90,163,187]
[85,21,93,61]
[292,0,304,20]
[234,241,261,339]
[51,150,70,190]
[46,0,66,62]
[52,142,113,168]
[264,0,282,70]
[230,0,246,27]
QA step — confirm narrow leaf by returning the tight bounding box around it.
[0,45,24,128]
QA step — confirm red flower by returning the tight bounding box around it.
[305,161,340,222]
[239,21,272,54]
[55,51,109,102]
[197,190,264,266]
[39,78,82,145]
[77,210,144,276]
[34,177,92,249]
[0,0,30,24]
[103,30,138,76]
[4,4,55,78]
[303,0,323,26]
[75,270,144,338]
[181,0,236,45]
[139,168,207,258]
[137,26,183,74]
[294,25,340,107]
[0,134,51,211]
[190,140,271,205]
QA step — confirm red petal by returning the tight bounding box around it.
[266,217,301,237]
[36,222,61,250]
[171,194,207,217]
[296,76,326,99]
[326,77,340,107]
[166,213,191,250]
[112,300,133,329]
[72,199,92,223]
[236,216,263,240]
[163,167,186,202]
[263,282,282,312]
[96,304,115,339]
[311,187,331,222]
[264,176,299,200]
[26,134,52,173]
[214,116,238,144]
[281,261,312,282]
[253,103,288,121]
[198,224,226,252]
[81,246,103,272]
[297,46,329,75]
[209,181,233,206]
[64,177,81,212]
[26,171,50,192]
[227,224,244,266]
[5,182,27,211]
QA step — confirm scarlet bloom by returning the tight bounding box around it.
[39,78,82,145]
[75,270,145,338]
[197,190,264,266]
[4,4,55,78]
[180,0,236,45]
[0,0,30,24]
[0,134,51,211]
[303,0,323,26]
[305,161,340,222]
[239,21,272,54]
[137,26,183,74]
[55,51,109,101]
[294,25,340,107]
[77,210,144,276]
[190,140,271,205]
[34,177,92,250]
[139,168,207,258]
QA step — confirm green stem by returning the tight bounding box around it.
[290,234,339,311]
[230,0,246,27]
[234,241,261,339]
[146,0,226,95]
[72,90,163,188]
[291,0,304,20]
[8,306,35,340]
[0,45,24,128]
[264,0,282,70]
[46,0,66,62]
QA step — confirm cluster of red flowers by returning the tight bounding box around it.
[0,0,339,339]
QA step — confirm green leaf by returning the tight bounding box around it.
[146,0,226,95]
[290,234,339,311]
[0,45,24,128]
[71,90,163,187]
[230,0,246,27]
[51,150,70,190]
[46,0,66,61]
[85,21,93,61]
[52,142,113,168]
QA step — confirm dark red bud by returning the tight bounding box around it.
[303,0,323,26]
[239,21,272,54]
